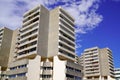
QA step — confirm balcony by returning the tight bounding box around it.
[59,36,75,47]
[17,49,37,60]
[59,42,75,54]
[23,11,39,23]
[18,44,37,53]
[19,31,38,43]
[20,21,39,32]
[59,34,75,46]
[7,67,28,75]
[19,37,38,48]
[8,76,27,80]
[20,25,39,37]
[59,12,74,27]
[59,46,75,56]
[59,25,74,39]
[60,8,74,22]
[59,30,74,42]
[41,62,53,67]
[41,70,53,75]
[59,23,74,35]
[59,40,75,51]
[22,17,39,28]
[24,6,40,18]
[58,52,75,61]
[59,18,74,32]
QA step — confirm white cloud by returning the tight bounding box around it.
[0,0,103,33]
[0,0,103,54]
[0,0,44,29]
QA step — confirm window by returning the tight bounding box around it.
[40,75,52,78]
[66,66,74,70]
[75,76,81,80]
[10,67,17,70]
[66,74,74,78]
[75,69,81,73]
[18,64,27,68]
[9,75,16,78]
[17,73,26,77]
[59,49,75,58]
[41,67,53,70]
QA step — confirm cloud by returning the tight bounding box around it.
[0,0,102,32]
[43,0,103,33]
[0,0,44,29]
[0,0,103,54]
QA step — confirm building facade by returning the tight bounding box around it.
[80,47,115,80]
[0,5,83,80]
[114,68,120,80]
[0,27,13,70]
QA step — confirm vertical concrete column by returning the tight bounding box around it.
[27,55,41,80]
[53,56,66,80]
[101,76,104,80]
[99,76,102,80]
[107,76,115,80]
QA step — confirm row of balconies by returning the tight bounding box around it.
[59,12,74,27]
[59,8,74,22]
[85,71,100,75]
[18,47,37,56]
[59,30,74,42]
[22,17,39,28]
[40,74,52,80]
[59,25,74,39]
[59,23,74,36]
[19,30,38,43]
[40,62,53,80]
[40,70,53,75]
[59,34,75,46]
[84,57,99,62]
[19,35,38,46]
[17,50,37,59]
[23,6,40,18]
[41,62,53,67]
[20,25,39,37]
[23,11,39,23]
[18,43,37,53]
[20,28,38,39]
[23,15,39,28]
[59,46,75,56]
[58,49,75,60]
[59,36,75,47]
[59,17,74,32]
[20,21,39,32]
[59,41,75,53]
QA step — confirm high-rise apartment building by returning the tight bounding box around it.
[0,27,13,70]
[1,5,83,80]
[80,47,115,80]
[114,68,120,80]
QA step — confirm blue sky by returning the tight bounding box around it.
[0,0,120,68]
[76,0,120,68]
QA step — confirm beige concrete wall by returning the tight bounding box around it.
[99,48,110,76]
[48,7,60,57]
[8,29,19,65]
[53,56,66,80]
[27,55,41,80]
[37,5,50,57]
[0,27,13,69]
